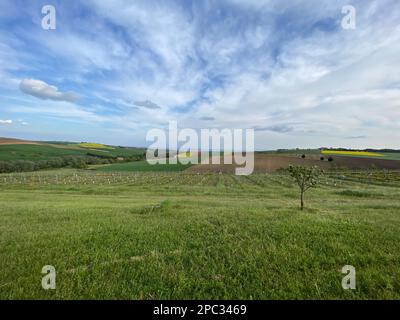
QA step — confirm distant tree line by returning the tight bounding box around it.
[0,153,146,173]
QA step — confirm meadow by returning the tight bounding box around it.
[93,161,191,172]
[1,169,400,299]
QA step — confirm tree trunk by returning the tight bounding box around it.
[300,190,304,210]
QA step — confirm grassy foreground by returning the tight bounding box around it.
[0,170,399,299]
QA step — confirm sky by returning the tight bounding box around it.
[0,0,399,149]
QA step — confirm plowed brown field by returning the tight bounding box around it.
[0,137,38,145]
[186,153,400,173]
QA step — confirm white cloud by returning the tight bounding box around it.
[19,79,79,102]
[179,1,400,149]
[0,119,12,124]
[17,119,29,126]
[2,0,400,148]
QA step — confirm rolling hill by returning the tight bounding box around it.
[0,137,146,161]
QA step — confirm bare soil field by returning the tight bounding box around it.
[0,137,38,145]
[0,137,85,150]
[187,153,400,173]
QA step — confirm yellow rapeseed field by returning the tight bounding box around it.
[321,150,384,157]
[178,152,193,158]
[78,142,112,149]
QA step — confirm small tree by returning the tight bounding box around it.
[288,165,323,210]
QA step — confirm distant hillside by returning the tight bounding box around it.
[0,137,146,162]
[0,137,39,145]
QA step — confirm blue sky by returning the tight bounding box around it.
[0,0,399,149]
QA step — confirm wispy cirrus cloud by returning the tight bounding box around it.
[255,125,294,133]
[0,0,399,148]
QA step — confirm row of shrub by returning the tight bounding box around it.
[300,154,334,161]
[0,154,146,173]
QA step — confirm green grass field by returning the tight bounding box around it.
[1,170,399,299]
[0,143,146,161]
[258,149,321,155]
[79,146,146,158]
[93,161,191,172]
[0,144,87,161]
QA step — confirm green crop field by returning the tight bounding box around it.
[0,143,145,161]
[0,144,88,161]
[1,170,399,299]
[93,161,192,172]
[377,153,400,161]
[74,145,146,158]
[258,149,322,155]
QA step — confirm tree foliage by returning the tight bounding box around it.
[0,154,146,174]
[288,165,323,210]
